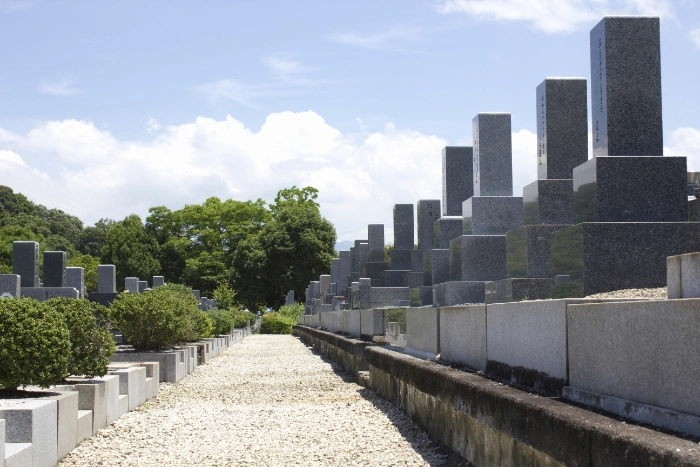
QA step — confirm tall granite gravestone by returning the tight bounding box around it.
[443,147,474,216]
[125,277,139,293]
[491,78,587,304]
[319,275,330,303]
[152,276,165,287]
[365,225,388,287]
[66,267,85,298]
[12,241,39,287]
[417,200,441,253]
[410,200,440,305]
[437,113,521,306]
[358,243,369,277]
[88,264,119,307]
[551,16,700,297]
[337,250,351,297]
[386,204,413,286]
[43,251,67,287]
[286,290,295,305]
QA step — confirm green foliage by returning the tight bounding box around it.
[212,283,237,310]
[278,303,303,320]
[101,214,161,289]
[385,308,407,331]
[77,218,115,257]
[384,242,394,266]
[45,298,115,378]
[67,254,101,292]
[206,308,254,335]
[259,312,294,334]
[0,298,71,389]
[110,284,210,350]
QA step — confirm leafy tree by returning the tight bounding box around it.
[77,218,115,257]
[44,234,78,259]
[101,214,161,289]
[35,205,83,246]
[67,254,101,292]
[212,283,238,310]
[0,185,36,218]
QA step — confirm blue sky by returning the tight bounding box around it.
[1,0,699,247]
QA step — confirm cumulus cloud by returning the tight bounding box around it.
[38,77,81,96]
[665,127,700,171]
[690,28,700,49]
[438,0,675,34]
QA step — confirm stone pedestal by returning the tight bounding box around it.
[484,278,553,304]
[449,235,506,282]
[433,281,486,306]
[410,286,433,307]
[423,249,449,286]
[462,196,523,235]
[383,270,410,287]
[523,179,574,225]
[506,225,571,278]
[403,272,423,289]
[389,249,412,270]
[433,216,462,248]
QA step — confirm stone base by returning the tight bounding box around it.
[20,287,79,301]
[383,270,410,287]
[423,249,449,286]
[506,225,571,278]
[410,286,433,307]
[411,250,424,272]
[389,250,412,270]
[88,292,120,308]
[523,179,574,225]
[484,278,554,304]
[364,262,388,283]
[433,281,486,306]
[462,196,524,235]
[573,156,687,222]
[370,287,409,308]
[449,235,506,281]
[433,216,462,248]
[690,198,700,222]
[403,271,423,289]
[551,222,700,297]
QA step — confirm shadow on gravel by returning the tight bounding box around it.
[300,341,472,467]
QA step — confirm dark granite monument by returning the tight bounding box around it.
[442,146,474,216]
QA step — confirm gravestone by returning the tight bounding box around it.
[98,265,117,293]
[433,217,462,249]
[12,241,39,287]
[391,204,414,270]
[286,290,294,305]
[417,200,440,251]
[359,278,371,310]
[152,276,165,287]
[43,251,67,287]
[125,277,138,293]
[192,289,200,299]
[331,258,340,284]
[358,243,369,276]
[138,281,148,293]
[472,113,512,196]
[21,287,79,301]
[337,250,351,297]
[0,274,20,298]
[319,275,330,301]
[365,225,388,286]
[442,147,474,216]
[65,267,85,298]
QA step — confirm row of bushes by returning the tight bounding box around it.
[259,303,303,334]
[0,297,115,390]
[206,309,257,335]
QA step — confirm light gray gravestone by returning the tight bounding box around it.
[98,264,117,293]
[192,289,200,299]
[286,290,295,305]
[125,277,138,293]
[331,258,340,284]
[417,200,441,251]
[319,275,331,298]
[0,274,20,298]
[442,146,474,216]
[590,16,662,158]
[152,276,165,287]
[367,225,385,262]
[12,241,40,287]
[138,281,148,293]
[43,251,67,287]
[65,267,85,298]
[472,113,512,196]
[359,278,371,310]
[393,204,414,251]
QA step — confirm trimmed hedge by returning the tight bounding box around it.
[207,309,256,336]
[259,312,294,334]
[110,284,212,351]
[0,298,71,390]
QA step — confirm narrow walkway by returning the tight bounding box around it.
[58,335,468,467]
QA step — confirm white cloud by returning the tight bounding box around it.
[690,28,700,49]
[146,117,161,133]
[38,77,81,96]
[333,26,423,51]
[511,129,538,195]
[1,0,33,12]
[665,127,700,171]
[438,0,675,34]
[193,79,272,109]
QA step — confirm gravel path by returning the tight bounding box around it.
[58,335,468,467]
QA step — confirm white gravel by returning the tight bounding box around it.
[58,334,468,467]
[585,287,667,299]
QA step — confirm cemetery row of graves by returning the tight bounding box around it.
[295,16,700,466]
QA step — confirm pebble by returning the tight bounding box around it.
[585,287,667,299]
[58,334,469,466]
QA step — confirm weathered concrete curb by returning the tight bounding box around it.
[292,325,376,377]
[294,325,700,466]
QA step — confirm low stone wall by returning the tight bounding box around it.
[292,325,376,377]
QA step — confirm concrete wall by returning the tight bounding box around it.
[360,309,384,338]
[405,307,439,359]
[439,305,487,371]
[293,325,376,377]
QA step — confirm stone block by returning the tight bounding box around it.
[417,200,441,251]
[76,410,92,444]
[137,280,148,293]
[109,367,142,412]
[364,262,388,283]
[453,235,506,282]
[409,286,433,307]
[383,270,409,287]
[20,287,79,301]
[0,399,57,467]
[689,198,700,222]
[87,292,119,308]
[484,278,553,304]
[405,307,439,360]
[472,113,512,196]
[125,277,138,293]
[393,204,414,250]
[442,146,474,216]
[389,249,411,270]
[590,16,662,158]
[423,249,449,286]
[573,156,687,223]
[433,216,462,249]
[567,299,700,420]
[506,225,570,278]
[152,276,165,287]
[348,309,361,338]
[370,287,409,308]
[338,251,351,283]
[410,250,423,272]
[462,196,523,235]
[64,376,113,431]
[523,179,574,225]
[358,243,368,276]
[0,274,20,298]
[319,274,330,298]
[97,264,116,293]
[65,267,84,298]
[110,350,184,384]
[551,222,700,297]
[368,225,384,262]
[667,251,700,299]
[12,241,39,287]
[433,281,486,306]
[403,271,423,289]
[33,390,78,460]
[439,305,487,371]
[43,251,66,287]
[536,78,588,179]
[360,309,384,338]
[5,441,32,467]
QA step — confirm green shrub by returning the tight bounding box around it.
[0,298,71,389]
[45,298,116,378]
[278,303,303,320]
[110,283,211,351]
[259,312,294,334]
[386,308,406,331]
[231,310,256,329]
